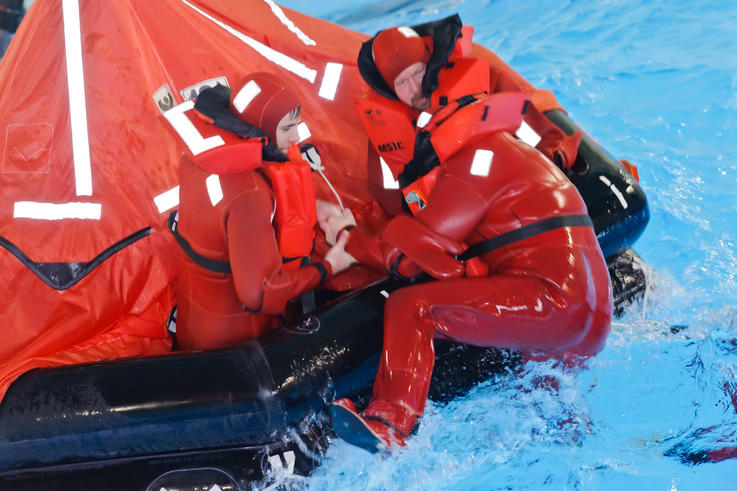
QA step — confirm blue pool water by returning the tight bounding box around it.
[272,0,737,489]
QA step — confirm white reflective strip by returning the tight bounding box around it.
[267,455,282,469]
[416,111,432,128]
[470,149,494,176]
[318,62,343,101]
[397,26,419,38]
[380,157,399,189]
[232,80,261,113]
[282,451,296,473]
[599,175,628,209]
[62,0,93,196]
[14,201,101,220]
[206,174,224,206]
[262,0,316,46]
[153,186,180,213]
[180,0,317,83]
[267,451,296,473]
[297,122,311,142]
[379,290,390,298]
[164,101,225,156]
[516,121,542,148]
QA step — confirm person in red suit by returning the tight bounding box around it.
[172,72,354,351]
[328,20,613,452]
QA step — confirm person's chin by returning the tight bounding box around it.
[413,98,430,111]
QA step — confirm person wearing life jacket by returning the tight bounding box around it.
[327,20,613,453]
[172,72,355,351]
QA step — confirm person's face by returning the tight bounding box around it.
[393,62,430,111]
[275,110,301,152]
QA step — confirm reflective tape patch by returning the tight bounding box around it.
[380,157,400,189]
[180,0,317,83]
[416,111,432,128]
[233,80,262,113]
[516,121,542,148]
[14,201,102,220]
[318,62,343,101]
[62,0,93,197]
[206,174,224,206]
[262,0,316,46]
[153,186,180,213]
[268,450,296,473]
[599,175,629,209]
[470,149,494,177]
[164,101,225,156]
[297,122,311,142]
[397,26,420,38]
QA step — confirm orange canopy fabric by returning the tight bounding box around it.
[0,0,380,400]
[0,1,559,401]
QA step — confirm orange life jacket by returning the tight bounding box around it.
[165,101,316,269]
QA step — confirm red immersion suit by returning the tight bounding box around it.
[173,104,327,351]
[347,51,613,433]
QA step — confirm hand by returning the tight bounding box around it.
[316,199,342,226]
[321,207,357,246]
[381,215,464,280]
[324,231,357,275]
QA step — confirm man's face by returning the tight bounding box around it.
[275,110,301,152]
[393,62,430,111]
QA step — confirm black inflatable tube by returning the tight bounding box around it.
[545,109,650,257]
[0,111,650,487]
[0,278,514,485]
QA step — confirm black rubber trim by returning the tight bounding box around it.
[312,262,328,284]
[0,227,152,291]
[168,210,232,274]
[363,414,411,439]
[458,214,594,261]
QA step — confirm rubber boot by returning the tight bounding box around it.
[331,398,419,453]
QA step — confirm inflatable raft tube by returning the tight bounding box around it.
[0,277,517,490]
[0,112,651,489]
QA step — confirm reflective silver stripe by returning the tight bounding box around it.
[164,101,225,156]
[262,0,316,46]
[206,174,224,206]
[380,157,400,189]
[62,0,92,196]
[233,80,261,113]
[318,62,343,101]
[14,201,101,220]
[180,0,317,83]
[397,26,420,38]
[416,111,432,128]
[297,122,311,142]
[470,149,494,177]
[516,120,542,147]
[599,175,629,209]
[153,186,180,213]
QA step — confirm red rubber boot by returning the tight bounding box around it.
[331,398,418,453]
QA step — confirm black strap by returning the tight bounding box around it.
[457,214,594,261]
[168,210,232,274]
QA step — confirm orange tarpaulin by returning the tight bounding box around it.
[0,0,558,401]
[0,0,379,400]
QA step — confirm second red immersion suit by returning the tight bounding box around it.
[345,26,613,436]
[173,104,328,351]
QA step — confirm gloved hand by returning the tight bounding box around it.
[381,215,464,280]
